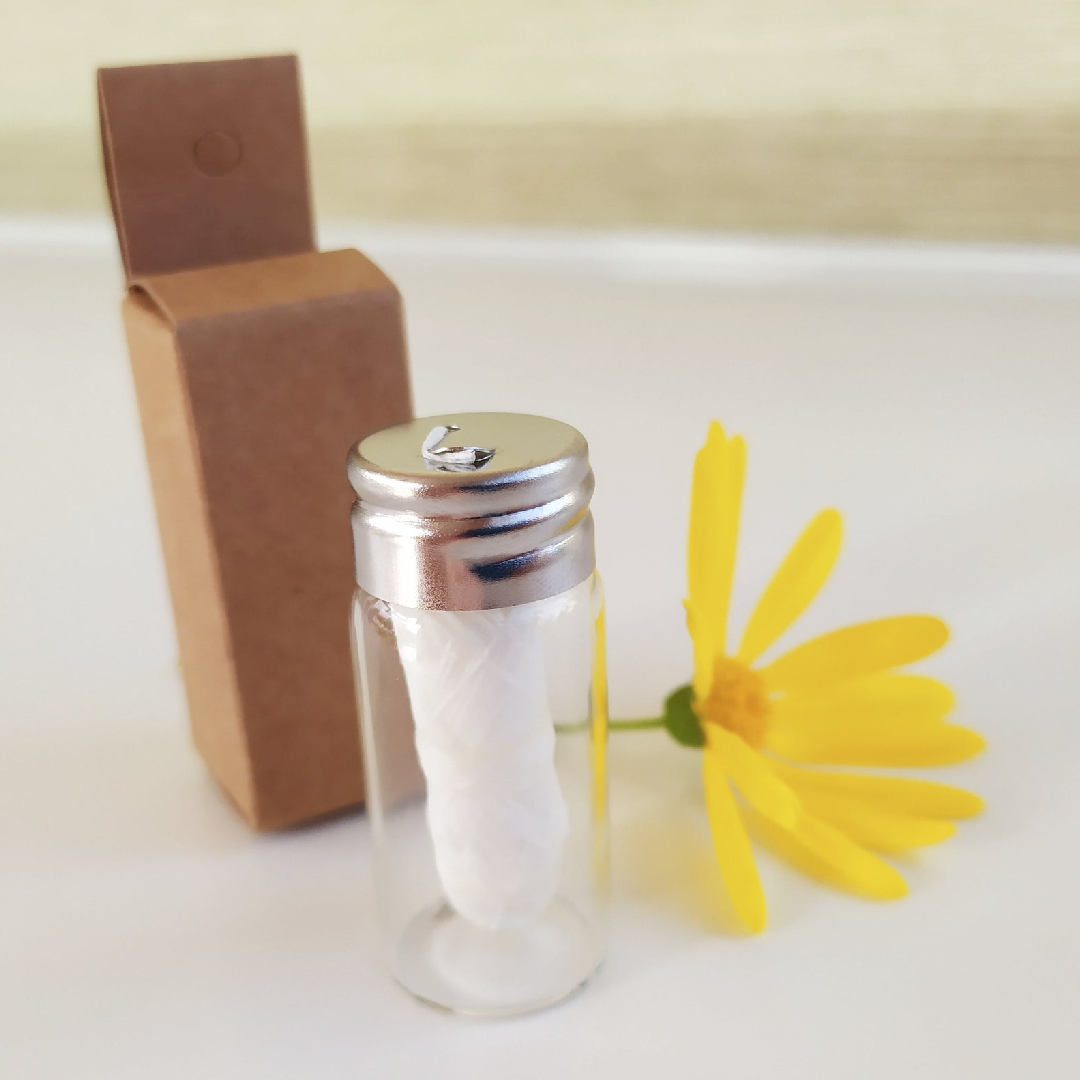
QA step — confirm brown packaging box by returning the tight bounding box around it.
[98,55,413,829]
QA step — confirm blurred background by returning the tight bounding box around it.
[5,1,1080,240]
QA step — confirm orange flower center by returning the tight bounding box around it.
[699,655,772,747]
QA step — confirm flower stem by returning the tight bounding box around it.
[609,716,664,732]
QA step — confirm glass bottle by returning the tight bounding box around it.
[348,413,608,1017]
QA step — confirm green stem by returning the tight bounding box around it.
[609,716,664,731]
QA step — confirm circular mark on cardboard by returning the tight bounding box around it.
[193,131,243,177]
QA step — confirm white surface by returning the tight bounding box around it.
[2,218,1078,1077]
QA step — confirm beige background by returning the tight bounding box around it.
[5,1,1080,239]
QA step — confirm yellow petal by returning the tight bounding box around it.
[760,616,949,693]
[713,734,907,894]
[687,422,745,659]
[770,763,984,819]
[702,748,766,932]
[591,600,608,825]
[780,781,956,853]
[786,814,908,900]
[771,674,955,727]
[825,812,954,854]
[685,602,715,704]
[736,509,842,665]
[765,714,986,767]
[708,726,801,829]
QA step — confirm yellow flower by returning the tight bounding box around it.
[684,421,984,933]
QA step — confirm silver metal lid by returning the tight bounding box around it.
[348,413,596,610]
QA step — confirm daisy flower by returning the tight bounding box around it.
[644,421,984,933]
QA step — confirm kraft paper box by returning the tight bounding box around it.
[98,55,413,829]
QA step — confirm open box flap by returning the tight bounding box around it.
[98,54,315,282]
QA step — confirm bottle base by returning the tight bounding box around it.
[393,896,602,1018]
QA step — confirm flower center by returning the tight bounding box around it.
[699,655,771,747]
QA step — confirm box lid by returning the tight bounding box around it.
[98,55,315,281]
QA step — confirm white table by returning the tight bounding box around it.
[2,219,1077,1078]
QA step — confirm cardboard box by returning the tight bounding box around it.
[98,55,413,829]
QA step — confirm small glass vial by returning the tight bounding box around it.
[348,413,608,1017]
